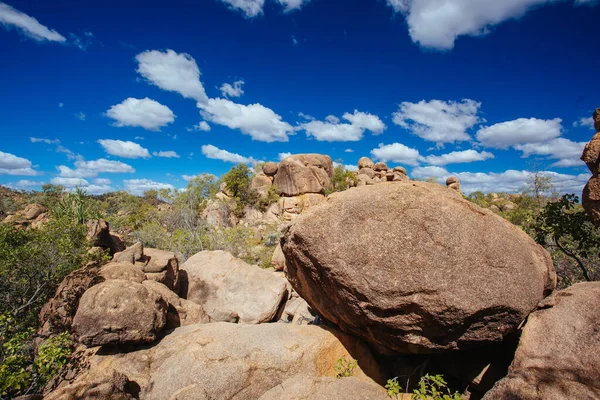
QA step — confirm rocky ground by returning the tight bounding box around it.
[6,146,600,400]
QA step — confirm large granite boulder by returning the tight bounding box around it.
[23,203,45,220]
[180,251,288,323]
[140,248,180,291]
[99,262,146,283]
[48,323,384,400]
[112,242,143,264]
[259,376,389,400]
[142,280,209,329]
[251,173,273,197]
[72,280,167,346]
[483,282,600,400]
[273,154,334,196]
[580,107,600,225]
[282,182,556,354]
[45,371,137,400]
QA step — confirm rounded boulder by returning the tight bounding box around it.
[282,182,556,354]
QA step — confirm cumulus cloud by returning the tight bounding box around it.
[476,118,563,148]
[136,49,208,103]
[411,165,450,179]
[422,149,495,165]
[370,143,421,166]
[0,2,66,42]
[219,0,265,17]
[276,0,311,12]
[106,97,175,131]
[57,158,135,178]
[50,177,89,187]
[187,121,212,132]
[199,98,293,142]
[573,116,595,129]
[298,110,386,142]
[219,80,245,98]
[76,112,86,121]
[201,144,255,164]
[124,179,175,196]
[0,151,40,176]
[153,151,180,158]
[97,139,151,159]
[7,180,43,189]
[278,152,292,160]
[333,162,358,172]
[392,99,482,145]
[386,0,593,50]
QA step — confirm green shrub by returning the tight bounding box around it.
[324,165,357,195]
[412,374,462,400]
[257,185,280,212]
[222,164,258,216]
[0,315,33,397]
[33,332,72,387]
[51,187,101,225]
[386,378,402,399]
[334,357,357,378]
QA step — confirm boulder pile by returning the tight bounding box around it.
[581,107,600,225]
[356,157,409,186]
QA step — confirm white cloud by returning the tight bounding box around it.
[411,165,450,179]
[93,178,111,185]
[392,99,482,145]
[188,121,211,132]
[76,112,86,121]
[124,179,175,196]
[345,149,354,153]
[219,0,265,17]
[199,98,293,142]
[153,151,180,158]
[422,149,495,165]
[219,80,245,98]
[30,137,60,144]
[85,184,114,195]
[106,97,175,131]
[7,180,43,189]
[276,0,311,12]
[386,0,592,50]
[370,143,421,166]
[298,110,386,142]
[201,144,254,164]
[476,118,563,148]
[0,2,66,42]
[278,152,292,160]
[136,49,208,103]
[51,177,89,187]
[514,137,585,159]
[58,102,64,108]
[97,139,151,159]
[333,162,359,172]
[573,117,595,129]
[58,158,135,178]
[0,151,40,176]
[550,158,585,168]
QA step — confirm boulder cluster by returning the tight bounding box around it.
[2,203,48,228]
[38,155,600,399]
[581,107,600,225]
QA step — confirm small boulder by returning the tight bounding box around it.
[446,176,461,192]
[142,280,209,328]
[44,371,137,400]
[112,242,143,264]
[393,166,407,175]
[72,280,167,346]
[358,167,377,179]
[251,173,273,197]
[484,282,600,400]
[99,262,146,283]
[272,243,286,271]
[263,162,279,176]
[358,157,375,170]
[373,161,388,172]
[273,154,334,196]
[180,251,288,323]
[23,203,45,220]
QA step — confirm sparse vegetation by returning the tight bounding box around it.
[324,165,358,195]
[386,377,402,399]
[334,356,358,378]
[412,374,462,400]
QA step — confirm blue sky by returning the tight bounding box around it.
[0,0,598,195]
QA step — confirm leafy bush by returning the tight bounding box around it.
[386,378,402,399]
[51,187,101,224]
[0,314,33,397]
[412,374,462,400]
[33,332,72,387]
[334,357,357,378]
[324,165,357,195]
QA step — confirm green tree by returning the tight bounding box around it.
[324,165,357,195]
[222,164,258,216]
[531,194,599,284]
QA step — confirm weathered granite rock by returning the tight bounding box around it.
[273,154,334,196]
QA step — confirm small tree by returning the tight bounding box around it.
[324,165,357,195]
[222,164,258,216]
[531,194,599,284]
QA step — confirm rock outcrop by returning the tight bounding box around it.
[282,182,556,354]
[138,248,180,291]
[99,262,146,283]
[52,323,384,400]
[581,107,600,225]
[72,280,168,346]
[259,376,389,400]
[86,219,126,256]
[483,282,600,400]
[45,371,138,400]
[446,176,461,192]
[180,251,288,323]
[273,154,334,196]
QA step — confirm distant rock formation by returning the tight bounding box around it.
[446,176,461,192]
[580,107,600,225]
